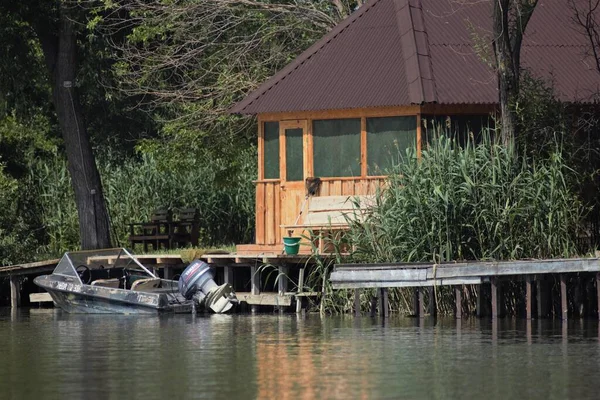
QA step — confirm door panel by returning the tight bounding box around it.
[280,121,308,237]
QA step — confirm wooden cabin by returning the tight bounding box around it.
[230,0,600,254]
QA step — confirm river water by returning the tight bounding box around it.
[1,309,599,399]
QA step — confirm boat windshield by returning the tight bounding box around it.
[52,248,156,284]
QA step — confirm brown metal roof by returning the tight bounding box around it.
[231,0,600,115]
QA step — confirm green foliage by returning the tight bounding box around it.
[28,148,257,256]
[0,163,38,265]
[348,135,584,263]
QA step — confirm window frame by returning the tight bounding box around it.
[258,109,424,181]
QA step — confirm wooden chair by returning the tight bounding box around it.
[172,208,200,248]
[128,209,174,251]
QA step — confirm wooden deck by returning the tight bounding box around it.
[1,254,186,309]
[331,258,600,320]
[9,252,323,313]
[201,252,325,313]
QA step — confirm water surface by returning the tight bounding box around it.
[1,309,599,399]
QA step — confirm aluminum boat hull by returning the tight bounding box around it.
[34,274,193,314]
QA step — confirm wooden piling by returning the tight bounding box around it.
[354,288,361,316]
[491,278,498,319]
[277,266,288,295]
[418,287,425,318]
[277,266,288,313]
[475,284,483,318]
[223,266,234,285]
[560,274,568,320]
[597,272,600,321]
[250,266,260,313]
[412,288,419,317]
[455,286,462,319]
[525,275,533,320]
[428,287,436,317]
[10,275,21,309]
[536,276,549,318]
[370,290,378,317]
[379,288,389,318]
[296,267,305,314]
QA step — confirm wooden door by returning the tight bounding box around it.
[279,120,310,237]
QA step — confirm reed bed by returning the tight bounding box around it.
[314,134,587,315]
[29,149,256,256]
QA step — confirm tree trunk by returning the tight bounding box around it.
[493,0,518,144]
[36,4,112,250]
[492,0,537,144]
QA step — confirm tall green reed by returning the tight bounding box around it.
[348,134,584,264]
[29,148,256,256]
[315,134,586,315]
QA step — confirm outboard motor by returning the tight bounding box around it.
[178,260,237,313]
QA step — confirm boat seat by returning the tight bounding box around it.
[91,278,120,288]
[131,278,162,292]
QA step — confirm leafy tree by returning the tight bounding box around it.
[87,0,360,164]
[0,1,112,249]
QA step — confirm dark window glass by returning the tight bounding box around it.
[421,115,494,146]
[367,116,417,175]
[285,128,304,181]
[313,119,361,177]
[263,122,280,179]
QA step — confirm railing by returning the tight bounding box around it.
[254,177,386,245]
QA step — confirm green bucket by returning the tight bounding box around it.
[283,237,302,255]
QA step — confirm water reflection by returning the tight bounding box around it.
[1,309,600,399]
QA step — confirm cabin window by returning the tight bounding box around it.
[421,115,493,146]
[263,121,280,179]
[285,128,304,181]
[367,116,417,175]
[313,118,361,177]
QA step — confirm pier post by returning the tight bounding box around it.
[428,287,436,317]
[412,288,419,317]
[560,274,568,320]
[370,291,378,317]
[277,266,288,295]
[455,286,462,319]
[223,266,234,285]
[537,276,549,318]
[163,266,173,280]
[379,288,389,318]
[418,288,425,318]
[354,289,361,316]
[250,266,260,314]
[491,278,499,319]
[597,273,600,321]
[277,266,288,313]
[296,267,305,314]
[525,275,533,320]
[476,284,483,318]
[10,275,21,309]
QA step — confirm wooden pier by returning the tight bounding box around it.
[201,253,322,313]
[331,258,600,320]
[0,255,186,308]
[1,252,323,313]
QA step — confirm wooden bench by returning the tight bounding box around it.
[171,208,200,248]
[128,209,174,251]
[282,195,374,253]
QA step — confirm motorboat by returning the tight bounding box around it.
[33,248,237,314]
